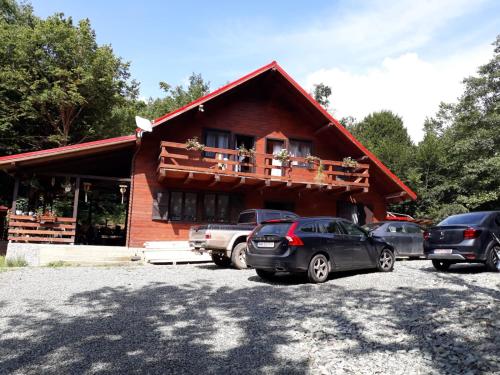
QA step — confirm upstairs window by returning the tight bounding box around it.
[289,139,312,167]
[204,129,230,158]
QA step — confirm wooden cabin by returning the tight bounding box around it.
[0,61,416,249]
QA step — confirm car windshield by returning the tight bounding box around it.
[438,212,488,226]
[253,223,292,236]
[238,212,256,224]
[362,223,383,231]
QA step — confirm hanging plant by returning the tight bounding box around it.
[314,163,326,183]
[342,157,359,168]
[273,149,291,165]
[185,137,205,152]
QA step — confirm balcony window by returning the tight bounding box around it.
[204,129,230,158]
[289,139,312,167]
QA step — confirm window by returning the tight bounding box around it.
[152,190,234,223]
[238,211,257,224]
[326,221,344,235]
[438,212,488,226]
[299,222,316,233]
[404,224,422,234]
[289,139,312,167]
[204,129,230,158]
[387,223,404,233]
[254,223,292,236]
[340,221,366,236]
[203,193,231,223]
[261,211,282,222]
[168,192,198,221]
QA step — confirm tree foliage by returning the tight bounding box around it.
[142,73,210,120]
[0,0,139,154]
[359,36,499,222]
[312,83,332,108]
[348,110,415,180]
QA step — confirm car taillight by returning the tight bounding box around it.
[423,231,430,240]
[463,228,480,239]
[246,227,258,245]
[285,222,304,246]
[205,233,211,239]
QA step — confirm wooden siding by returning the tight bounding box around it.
[128,84,387,247]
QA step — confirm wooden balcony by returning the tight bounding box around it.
[8,215,77,244]
[158,141,370,192]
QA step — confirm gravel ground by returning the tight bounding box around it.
[0,260,498,375]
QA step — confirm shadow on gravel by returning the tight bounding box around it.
[0,273,498,374]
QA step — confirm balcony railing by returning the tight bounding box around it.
[158,141,369,191]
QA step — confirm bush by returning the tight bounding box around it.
[6,257,28,267]
[46,260,69,268]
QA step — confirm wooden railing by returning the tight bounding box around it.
[159,141,370,189]
[8,215,77,244]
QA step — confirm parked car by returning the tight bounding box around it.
[189,209,298,269]
[363,221,424,258]
[424,211,500,272]
[246,217,395,283]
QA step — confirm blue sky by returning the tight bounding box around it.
[31,0,499,140]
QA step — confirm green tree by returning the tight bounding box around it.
[349,110,415,179]
[312,83,332,108]
[143,73,210,119]
[0,1,139,154]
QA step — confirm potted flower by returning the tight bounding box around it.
[304,155,321,170]
[273,149,291,166]
[342,157,359,169]
[185,137,205,152]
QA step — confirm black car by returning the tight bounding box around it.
[246,217,395,283]
[363,221,424,258]
[424,211,500,272]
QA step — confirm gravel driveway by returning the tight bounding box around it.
[0,260,498,375]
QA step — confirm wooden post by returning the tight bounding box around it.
[11,176,20,213]
[72,177,80,219]
[71,177,80,245]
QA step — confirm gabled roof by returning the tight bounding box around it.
[0,61,416,201]
[151,61,417,201]
[0,135,135,170]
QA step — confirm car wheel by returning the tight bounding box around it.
[377,248,395,272]
[485,244,500,272]
[256,269,276,280]
[432,260,451,271]
[211,253,231,267]
[231,243,248,270]
[307,254,330,283]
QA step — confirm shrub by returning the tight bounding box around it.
[5,257,28,267]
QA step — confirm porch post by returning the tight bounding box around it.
[72,176,80,219]
[11,176,20,213]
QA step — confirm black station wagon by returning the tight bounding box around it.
[246,217,396,283]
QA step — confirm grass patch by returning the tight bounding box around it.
[0,256,28,268]
[46,260,70,268]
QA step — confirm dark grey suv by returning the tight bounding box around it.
[424,211,500,272]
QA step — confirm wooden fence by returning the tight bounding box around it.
[8,215,77,244]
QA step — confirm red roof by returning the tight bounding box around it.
[151,61,417,200]
[0,61,416,201]
[0,135,135,168]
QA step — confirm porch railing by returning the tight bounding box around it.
[8,215,77,244]
[159,141,370,189]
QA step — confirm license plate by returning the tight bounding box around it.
[257,242,274,248]
[434,249,453,254]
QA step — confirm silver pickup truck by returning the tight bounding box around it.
[189,209,298,269]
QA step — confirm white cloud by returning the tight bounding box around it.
[304,45,492,142]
